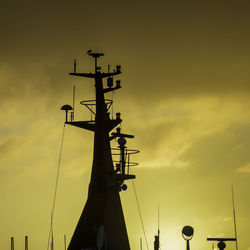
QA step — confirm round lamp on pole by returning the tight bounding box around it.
[182,226,194,250]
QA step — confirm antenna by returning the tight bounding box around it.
[72,85,76,121]
[11,237,14,250]
[154,204,160,250]
[73,85,75,110]
[64,235,67,250]
[25,236,28,250]
[158,203,160,235]
[74,59,76,74]
[231,184,238,250]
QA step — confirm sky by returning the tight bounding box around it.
[1,0,250,249]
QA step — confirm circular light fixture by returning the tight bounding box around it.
[182,226,194,241]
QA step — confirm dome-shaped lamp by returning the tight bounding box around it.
[61,104,73,123]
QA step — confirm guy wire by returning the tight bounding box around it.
[132,179,149,250]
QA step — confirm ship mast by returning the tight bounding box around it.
[62,51,138,250]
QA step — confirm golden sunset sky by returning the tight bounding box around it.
[1,1,250,249]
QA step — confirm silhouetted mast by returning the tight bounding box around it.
[62,51,139,250]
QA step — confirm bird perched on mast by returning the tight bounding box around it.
[87,49,92,55]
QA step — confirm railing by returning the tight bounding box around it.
[111,147,139,174]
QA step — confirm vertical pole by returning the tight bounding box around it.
[11,237,14,250]
[25,236,28,250]
[140,237,142,250]
[186,239,190,250]
[158,203,160,236]
[95,57,97,73]
[65,110,68,123]
[231,184,238,250]
[73,85,75,112]
[72,85,75,121]
[74,59,76,74]
[64,234,67,250]
[127,153,130,174]
[120,145,125,175]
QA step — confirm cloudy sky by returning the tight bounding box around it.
[1,0,250,249]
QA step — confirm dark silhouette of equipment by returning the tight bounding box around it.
[182,226,194,250]
[154,204,160,250]
[61,105,73,123]
[154,233,160,250]
[207,238,236,250]
[61,51,139,250]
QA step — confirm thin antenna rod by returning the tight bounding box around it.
[231,184,238,250]
[158,203,160,235]
[11,237,14,250]
[25,236,28,250]
[64,234,67,250]
[74,59,76,74]
[140,237,142,250]
[73,85,75,110]
[72,85,76,121]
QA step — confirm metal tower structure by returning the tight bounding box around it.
[62,51,139,250]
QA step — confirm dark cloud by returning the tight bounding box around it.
[1,0,250,108]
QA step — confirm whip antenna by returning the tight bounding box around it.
[231,184,238,250]
[72,85,76,121]
[158,203,160,235]
[74,59,76,74]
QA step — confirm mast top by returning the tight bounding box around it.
[69,51,121,79]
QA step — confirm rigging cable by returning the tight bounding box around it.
[47,124,66,250]
[132,179,149,250]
